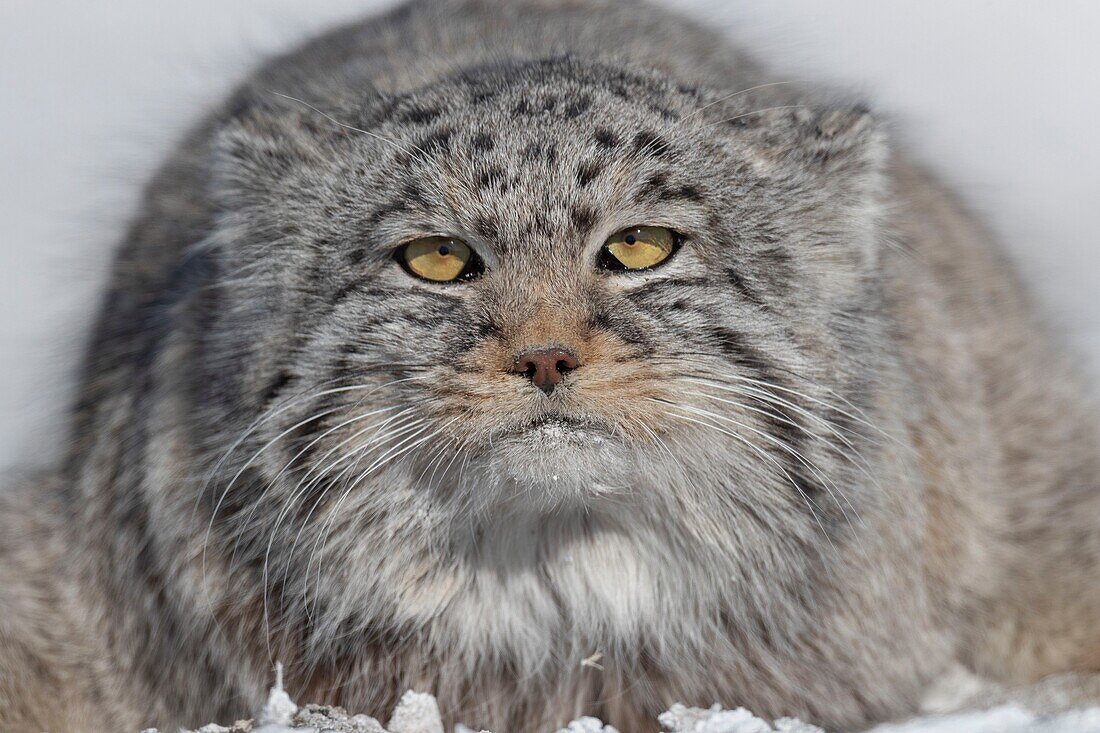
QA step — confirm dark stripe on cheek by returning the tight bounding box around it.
[587,308,651,349]
[724,268,766,308]
[261,370,294,404]
[704,326,778,386]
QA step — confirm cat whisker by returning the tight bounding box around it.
[264,409,427,576]
[662,352,898,445]
[681,80,802,122]
[279,414,431,613]
[681,375,879,449]
[649,397,838,553]
[668,399,863,536]
[686,387,884,502]
[702,104,807,129]
[197,378,364,520]
[269,90,431,160]
[259,411,430,659]
[202,385,402,593]
[218,376,431,566]
[682,380,884,483]
[299,416,461,618]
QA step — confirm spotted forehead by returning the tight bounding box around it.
[366,62,712,254]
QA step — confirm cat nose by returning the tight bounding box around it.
[511,347,580,395]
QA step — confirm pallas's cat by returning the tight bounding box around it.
[2,1,1100,731]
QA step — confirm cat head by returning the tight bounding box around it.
[196,55,888,574]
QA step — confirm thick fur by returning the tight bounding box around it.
[2,1,1099,731]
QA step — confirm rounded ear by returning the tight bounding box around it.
[209,114,320,209]
[726,102,889,283]
[719,99,888,186]
[791,103,887,177]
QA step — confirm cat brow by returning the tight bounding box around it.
[268,90,432,161]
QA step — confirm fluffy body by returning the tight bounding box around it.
[2,0,1100,731]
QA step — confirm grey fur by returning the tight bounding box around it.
[2,0,1100,730]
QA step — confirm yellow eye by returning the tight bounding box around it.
[600,226,678,271]
[398,236,480,282]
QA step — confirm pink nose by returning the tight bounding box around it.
[511,347,580,395]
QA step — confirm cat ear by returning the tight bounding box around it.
[738,101,888,182]
[736,102,888,280]
[792,103,887,175]
[209,113,319,208]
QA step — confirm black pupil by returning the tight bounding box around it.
[624,234,637,245]
[438,244,452,256]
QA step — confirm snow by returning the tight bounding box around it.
[153,684,1100,733]
[144,663,1100,733]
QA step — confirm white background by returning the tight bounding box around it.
[1,1,1098,470]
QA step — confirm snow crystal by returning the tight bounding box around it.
[865,705,1100,732]
[152,682,1100,733]
[555,716,620,733]
[386,691,445,733]
[257,664,299,727]
[658,704,822,733]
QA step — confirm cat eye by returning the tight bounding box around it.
[397,236,483,283]
[599,226,679,272]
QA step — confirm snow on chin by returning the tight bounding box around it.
[489,418,633,501]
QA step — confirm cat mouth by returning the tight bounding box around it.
[504,413,612,443]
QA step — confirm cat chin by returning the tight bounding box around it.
[484,418,635,504]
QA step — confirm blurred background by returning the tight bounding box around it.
[1,0,1097,471]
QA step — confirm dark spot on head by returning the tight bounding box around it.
[637,171,668,201]
[633,130,672,158]
[420,127,453,152]
[564,95,592,119]
[472,215,499,240]
[477,165,507,191]
[593,128,620,149]
[346,248,366,266]
[400,182,427,205]
[676,185,704,202]
[522,211,551,237]
[470,87,498,105]
[398,106,442,125]
[365,199,412,227]
[522,142,543,162]
[575,160,603,188]
[513,99,535,116]
[570,205,597,232]
[470,133,495,152]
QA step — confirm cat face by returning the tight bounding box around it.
[208,58,885,529]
